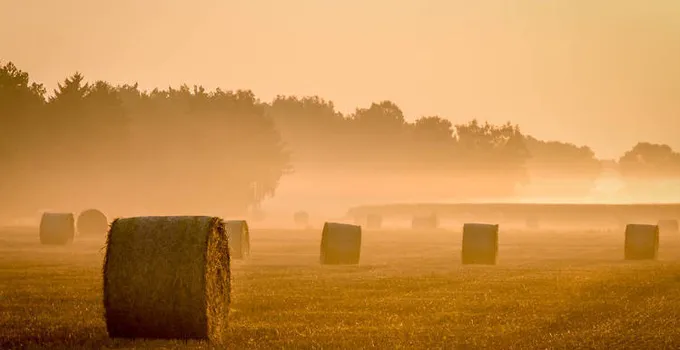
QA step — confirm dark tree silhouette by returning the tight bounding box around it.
[0,61,46,116]
[269,95,345,162]
[0,61,47,217]
[523,136,602,195]
[617,142,680,197]
[351,101,406,132]
[112,84,291,214]
[348,101,411,164]
[412,116,454,142]
[619,142,680,178]
[3,59,677,218]
[409,116,457,167]
[46,73,90,160]
[453,120,530,196]
[0,62,46,163]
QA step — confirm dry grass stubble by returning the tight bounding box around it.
[1,226,680,349]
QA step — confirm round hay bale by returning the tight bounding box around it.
[366,214,383,230]
[462,223,499,265]
[293,211,309,227]
[103,216,230,341]
[225,220,250,260]
[411,214,439,230]
[320,222,362,265]
[624,223,659,260]
[77,208,108,236]
[658,219,679,234]
[39,212,75,245]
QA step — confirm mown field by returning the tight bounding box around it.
[1,225,680,349]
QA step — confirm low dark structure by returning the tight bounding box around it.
[366,214,383,230]
[411,214,439,230]
[348,202,680,229]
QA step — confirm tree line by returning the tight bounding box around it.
[1,61,679,217]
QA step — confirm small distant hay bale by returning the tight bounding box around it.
[39,212,75,245]
[411,214,439,230]
[103,216,230,341]
[76,208,108,236]
[366,214,383,230]
[525,217,539,229]
[462,223,499,265]
[624,224,659,260]
[658,219,679,234]
[293,211,309,227]
[320,222,362,265]
[225,220,250,259]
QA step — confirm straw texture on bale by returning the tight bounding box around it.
[462,223,499,265]
[366,214,383,230]
[320,222,362,265]
[103,216,230,341]
[225,220,250,260]
[624,224,659,260]
[658,219,679,233]
[411,214,439,230]
[39,212,75,245]
[293,211,309,227]
[77,208,108,236]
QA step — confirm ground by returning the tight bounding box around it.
[1,226,679,349]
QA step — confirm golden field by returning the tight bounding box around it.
[1,225,679,349]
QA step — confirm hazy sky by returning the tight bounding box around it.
[2,0,679,159]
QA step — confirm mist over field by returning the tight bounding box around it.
[2,1,680,348]
[2,1,680,224]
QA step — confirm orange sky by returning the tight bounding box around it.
[2,0,679,159]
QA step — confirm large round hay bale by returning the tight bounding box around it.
[624,224,659,260]
[411,214,438,230]
[76,208,108,236]
[320,222,362,265]
[103,216,230,341]
[366,214,383,230]
[39,212,75,245]
[293,211,309,227]
[658,219,679,234]
[462,223,499,265]
[226,220,250,259]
